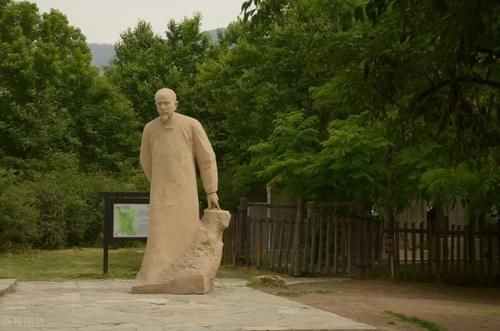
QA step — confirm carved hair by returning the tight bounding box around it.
[155,88,177,101]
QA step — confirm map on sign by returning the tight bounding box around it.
[113,204,149,237]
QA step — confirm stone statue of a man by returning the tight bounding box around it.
[132,88,230,294]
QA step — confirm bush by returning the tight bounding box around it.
[0,156,141,251]
[0,168,39,250]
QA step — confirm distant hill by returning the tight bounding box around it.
[203,28,226,43]
[89,43,115,71]
[88,28,226,73]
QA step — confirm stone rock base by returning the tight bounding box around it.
[132,273,212,294]
[132,209,231,294]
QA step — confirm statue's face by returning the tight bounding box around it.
[155,91,177,123]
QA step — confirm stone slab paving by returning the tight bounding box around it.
[0,279,375,331]
[0,279,17,297]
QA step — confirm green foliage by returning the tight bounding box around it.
[106,15,210,124]
[0,1,142,250]
[2,0,498,249]
[313,116,388,200]
[0,168,38,251]
[0,0,139,174]
[0,155,137,250]
[217,0,499,218]
[0,2,94,168]
[105,21,166,124]
[249,111,320,196]
[420,157,500,215]
[197,2,360,204]
[241,0,291,24]
[31,155,114,248]
[72,76,140,173]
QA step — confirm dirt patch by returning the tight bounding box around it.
[261,279,500,331]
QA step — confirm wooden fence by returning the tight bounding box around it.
[222,198,384,276]
[221,198,500,280]
[390,219,500,278]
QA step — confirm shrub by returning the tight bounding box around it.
[0,158,141,251]
[0,168,39,250]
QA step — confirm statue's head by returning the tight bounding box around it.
[155,88,178,123]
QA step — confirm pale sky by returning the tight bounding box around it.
[27,0,244,44]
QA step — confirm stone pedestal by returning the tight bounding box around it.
[132,209,230,294]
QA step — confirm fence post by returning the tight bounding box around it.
[497,219,500,275]
[411,222,416,267]
[487,223,493,276]
[419,222,424,273]
[237,197,248,265]
[325,211,332,275]
[333,216,339,275]
[384,228,394,279]
[292,198,304,276]
[443,217,449,276]
[479,215,485,275]
[318,209,325,274]
[394,222,400,276]
[285,218,294,274]
[469,216,476,274]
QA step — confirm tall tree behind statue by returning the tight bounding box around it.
[0,0,141,250]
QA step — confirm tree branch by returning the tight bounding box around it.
[409,79,452,110]
[458,76,500,89]
[409,76,500,112]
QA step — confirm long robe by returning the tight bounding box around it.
[135,112,217,286]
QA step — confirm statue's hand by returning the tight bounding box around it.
[207,192,220,210]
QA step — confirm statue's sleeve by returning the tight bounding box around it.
[192,120,218,194]
[140,123,152,182]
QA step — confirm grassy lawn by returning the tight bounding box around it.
[385,311,447,331]
[0,248,143,281]
[0,248,270,281]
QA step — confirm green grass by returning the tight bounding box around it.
[385,310,447,331]
[0,248,274,281]
[0,248,144,281]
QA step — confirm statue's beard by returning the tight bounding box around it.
[160,112,173,123]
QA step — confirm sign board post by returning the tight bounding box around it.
[99,192,150,274]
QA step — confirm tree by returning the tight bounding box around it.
[249,111,320,197]
[197,1,360,205]
[232,0,499,221]
[106,15,211,124]
[71,76,140,173]
[0,1,93,172]
[0,1,144,250]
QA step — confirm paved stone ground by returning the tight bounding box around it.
[0,279,374,331]
[0,279,16,297]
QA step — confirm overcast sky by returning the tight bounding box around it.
[27,0,244,44]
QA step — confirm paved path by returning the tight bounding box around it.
[0,279,374,331]
[0,279,16,297]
